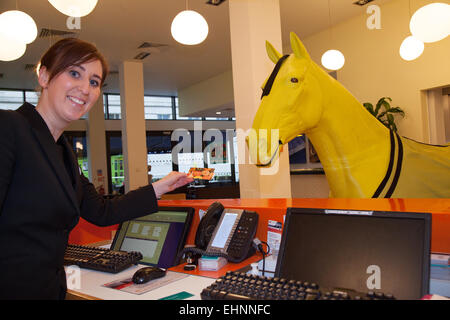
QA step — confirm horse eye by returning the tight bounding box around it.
[291,77,298,83]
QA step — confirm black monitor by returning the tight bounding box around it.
[275,208,431,300]
[111,206,194,268]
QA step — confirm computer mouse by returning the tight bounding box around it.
[132,266,166,284]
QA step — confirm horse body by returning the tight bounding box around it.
[250,32,450,198]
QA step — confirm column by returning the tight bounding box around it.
[229,0,292,198]
[87,91,109,194]
[119,60,148,192]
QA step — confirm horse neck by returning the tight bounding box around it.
[305,65,391,196]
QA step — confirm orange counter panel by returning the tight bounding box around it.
[68,198,450,254]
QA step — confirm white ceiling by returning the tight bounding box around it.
[0,0,391,116]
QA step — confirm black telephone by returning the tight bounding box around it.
[182,202,259,263]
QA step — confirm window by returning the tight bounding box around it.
[25,91,39,105]
[64,131,89,179]
[144,96,173,120]
[106,131,124,193]
[0,90,24,110]
[106,94,121,119]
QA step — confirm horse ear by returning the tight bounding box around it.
[290,32,310,60]
[266,41,282,64]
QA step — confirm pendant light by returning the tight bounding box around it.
[0,10,37,44]
[409,2,450,43]
[171,1,209,45]
[399,35,424,61]
[0,33,26,61]
[48,0,98,17]
[321,49,345,70]
[321,0,345,70]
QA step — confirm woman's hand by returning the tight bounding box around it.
[152,171,194,198]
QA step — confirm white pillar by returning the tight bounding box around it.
[87,91,109,194]
[229,0,291,198]
[119,60,148,192]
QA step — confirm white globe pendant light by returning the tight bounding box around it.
[399,35,424,61]
[171,10,209,45]
[409,3,450,43]
[321,49,345,70]
[0,10,37,44]
[48,0,98,18]
[0,33,26,61]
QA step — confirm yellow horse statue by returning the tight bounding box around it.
[250,32,450,198]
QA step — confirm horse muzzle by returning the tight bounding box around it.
[245,134,282,167]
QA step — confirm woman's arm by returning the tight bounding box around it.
[78,171,193,226]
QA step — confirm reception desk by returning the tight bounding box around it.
[69,198,450,254]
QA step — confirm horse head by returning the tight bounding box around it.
[248,32,324,166]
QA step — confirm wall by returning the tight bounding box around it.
[293,0,450,142]
[178,70,234,117]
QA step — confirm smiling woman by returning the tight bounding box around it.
[36,38,108,141]
[0,37,193,299]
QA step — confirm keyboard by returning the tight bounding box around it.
[64,244,143,273]
[201,271,395,300]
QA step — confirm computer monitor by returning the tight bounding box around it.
[111,206,194,268]
[275,208,431,300]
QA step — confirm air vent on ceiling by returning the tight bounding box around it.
[206,0,226,5]
[137,42,168,49]
[39,28,77,38]
[25,64,37,71]
[353,0,375,6]
[134,52,151,60]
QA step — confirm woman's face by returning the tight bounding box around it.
[39,59,103,123]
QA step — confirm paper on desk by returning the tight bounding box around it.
[103,271,188,295]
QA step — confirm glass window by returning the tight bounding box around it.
[204,130,233,183]
[107,94,121,119]
[0,90,24,110]
[107,133,124,193]
[146,133,173,182]
[25,91,39,105]
[64,132,89,179]
[144,96,173,120]
[175,97,202,120]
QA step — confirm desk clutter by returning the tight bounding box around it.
[65,203,442,300]
[200,271,395,300]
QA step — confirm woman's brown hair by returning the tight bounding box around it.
[38,37,109,87]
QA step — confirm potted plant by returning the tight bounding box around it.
[363,97,405,132]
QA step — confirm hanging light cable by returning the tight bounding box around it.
[321,0,345,71]
[400,0,425,61]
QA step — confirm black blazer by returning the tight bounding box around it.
[0,103,158,299]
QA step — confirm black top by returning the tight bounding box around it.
[0,103,159,299]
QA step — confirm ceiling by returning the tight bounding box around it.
[0,0,391,117]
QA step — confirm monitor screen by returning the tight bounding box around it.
[275,208,431,300]
[111,207,194,268]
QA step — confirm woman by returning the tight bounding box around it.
[0,38,193,299]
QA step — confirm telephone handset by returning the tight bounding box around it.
[182,202,259,263]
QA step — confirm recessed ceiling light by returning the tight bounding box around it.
[216,111,222,115]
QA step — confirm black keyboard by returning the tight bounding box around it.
[64,244,143,273]
[201,271,395,300]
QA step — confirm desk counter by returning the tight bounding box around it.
[69,198,450,254]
